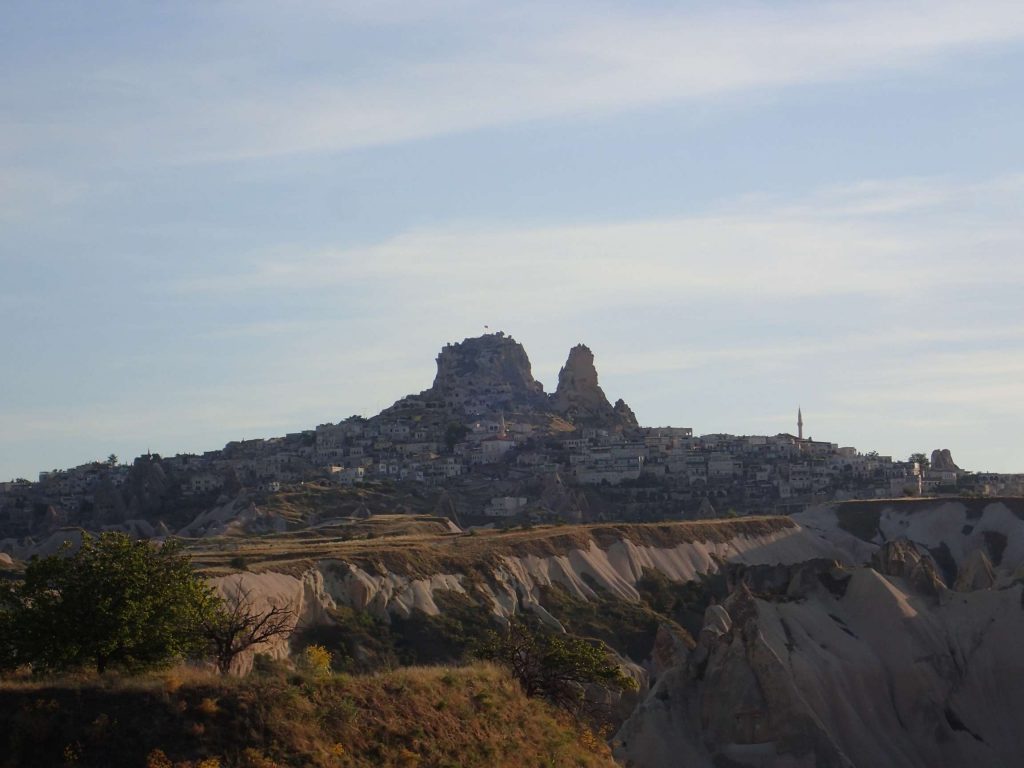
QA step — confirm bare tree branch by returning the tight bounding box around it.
[203,577,296,674]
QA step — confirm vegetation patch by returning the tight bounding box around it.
[537,577,701,663]
[191,516,796,579]
[292,592,499,674]
[390,592,501,666]
[0,664,615,767]
[634,569,717,640]
[292,607,398,674]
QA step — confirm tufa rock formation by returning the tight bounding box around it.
[424,332,548,410]
[953,548,996,592]
[931,448,961,472]
[613,398,637,425]
[552,344,637,427]
[396,333,638,429]
[871,538,947,598]
[615,545,1024,768]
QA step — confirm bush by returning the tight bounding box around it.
[473,619,637,712]
[297,645,332,678]
[2,532,216,674]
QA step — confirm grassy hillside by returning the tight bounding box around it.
[254,482,443,527]
[0,664,614,768]
[191,515,795,577]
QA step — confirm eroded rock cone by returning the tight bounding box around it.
[930,448,961,472]
[954,548,996,592]
[552,344,636,427]
[871,538,947,597]
[648,623,693,679]
[615,584,855,768]
[614,398,639,427]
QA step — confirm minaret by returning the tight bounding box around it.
[797,407,804,441]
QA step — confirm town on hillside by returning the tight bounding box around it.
[2,333,1021,544]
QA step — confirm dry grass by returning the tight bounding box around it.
[0,663,616,768]
[190,515,795,578]
[255,483,441,527]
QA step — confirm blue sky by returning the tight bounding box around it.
[3,0,1024,479]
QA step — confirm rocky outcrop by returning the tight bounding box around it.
[615,557,1024,768]
[931,449,961,472]
[727,558,852,600]
[551,344,636,427]
[793,499,1024,577]
[648,624,692,679]
[954,548,996,592]
[211,519,845,672]
[614,398,638,427]
[303,521,842,623]
[199,507,1024,766]
[425,332,547,408]
[616,583,855,768]
[871,538,947,597]
[206,569,338,674]
[178,497,288,537]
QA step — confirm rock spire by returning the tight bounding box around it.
[551,344,637,427]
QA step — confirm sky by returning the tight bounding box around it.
[2,0,1024,480]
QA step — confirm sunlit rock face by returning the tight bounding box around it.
[931,449,961,472]
[615,500,1024,768]
[425,332,548,409]
[552,343,637,428]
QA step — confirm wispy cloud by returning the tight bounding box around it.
[0,168,84,221]
[181,0,1024,160]
[150,172,1024,473]
[5,1,1024,164]
[4,2,1024,477]
[170,174,1024,314]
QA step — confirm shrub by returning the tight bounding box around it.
[4,533,216,674]
[145,749,173,768]
[473,619,637,712]
[297,645,332,678]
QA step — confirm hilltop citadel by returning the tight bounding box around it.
[2,332,1020,545]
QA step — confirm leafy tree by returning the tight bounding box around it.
[202,578,295,674]
[5,532,215,673]
[443,422,470,453]
[106,454,118,467]
[0,581,19,671]
[474,618,636,712]
[909,453,930,472]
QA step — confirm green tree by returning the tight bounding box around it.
[443,422,470,453]
[0,581,19,671]
[474,618,636,712]
[909,452,930,471]
[5,532,215,673]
